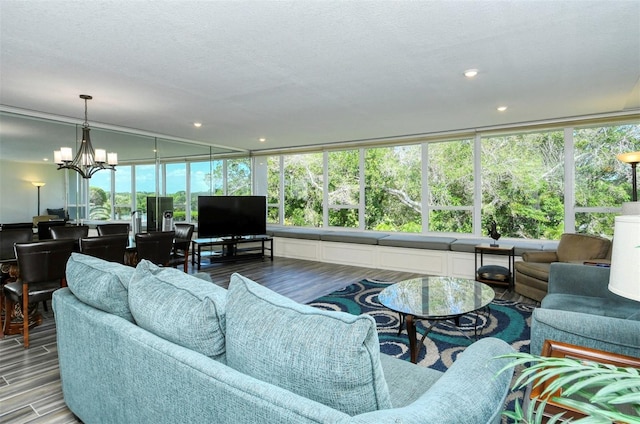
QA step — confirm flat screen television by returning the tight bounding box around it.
[198,195,267,238]
[146,196,173,232]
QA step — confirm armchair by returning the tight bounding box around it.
[530,263,640,358]
[515,233,611,301]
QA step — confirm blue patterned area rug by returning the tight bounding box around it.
[308,279,534,413]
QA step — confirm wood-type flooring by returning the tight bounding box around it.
[0,257,424,423]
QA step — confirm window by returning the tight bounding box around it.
[364,145,421,232]
[267,156,281,224]
[427,139,473,233]
[114,165,133,220]
[574,124,640,236]
[283,153,323,227]
[135,164,157,225]
[481,131,564,239]
[190,161,212,222]
[227,158,251,195]
[89,171,112,220]
[166,163,187,222]
[327,150,360,228]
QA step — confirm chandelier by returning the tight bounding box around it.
[54,94,117,179]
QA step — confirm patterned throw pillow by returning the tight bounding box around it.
[225,273,391,416]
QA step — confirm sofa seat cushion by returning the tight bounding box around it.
[128,260,227,359]
[65,252,134,322]
[515,261,551,281]
[225,273,392,416]
[542,294,640,321]
[378,353,442,407]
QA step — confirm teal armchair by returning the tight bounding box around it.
[531,263,640,357]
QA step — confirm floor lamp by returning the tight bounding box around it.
[617,151,640,202]
[32,182,45,215]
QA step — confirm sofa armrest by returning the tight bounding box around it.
[522,251,558,263]
[531,308,640,358]
[547,262,612,298]
[351,338,514,424]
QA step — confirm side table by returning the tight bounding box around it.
[474,243,515,290]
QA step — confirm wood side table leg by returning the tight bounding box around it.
[406,314,418,364]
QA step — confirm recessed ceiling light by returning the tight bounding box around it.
[464,69,478,78]
[497,106,508,112]
[259,138,266,143]
[43,158,49,161]
[193,122,202,128]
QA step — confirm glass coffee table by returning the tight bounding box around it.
[378,276,495,363]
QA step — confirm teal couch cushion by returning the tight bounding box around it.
[65,252,134,322]
[225,273,392,416]
[128,260,227,359]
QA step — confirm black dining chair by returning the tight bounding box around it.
[37,220,67,240]
[168,223,195,272]
[0,228,34,328]
[79,234,129,264]
[2,239,74,348]
[50,225,90,251]
[97,223,130,236]
[135,231,175,266]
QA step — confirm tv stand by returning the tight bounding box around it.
[191,235,273,270]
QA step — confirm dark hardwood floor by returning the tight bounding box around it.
[0,257,425,424]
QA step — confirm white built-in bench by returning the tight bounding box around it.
[266,227,559,279]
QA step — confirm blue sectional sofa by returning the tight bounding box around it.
[54,253,515,424]
[531,263,640,357]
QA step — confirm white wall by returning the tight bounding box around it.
[0,159,66,223]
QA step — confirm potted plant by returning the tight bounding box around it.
[499,352,640,423]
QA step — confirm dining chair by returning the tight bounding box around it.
[97,223,130,236]
[50,225,89,251]
[135,231,175,266]
[168,223,194,272]
[79,234,129,264]
[36,220,67,240]
[1,239,74,348]
[1,222,34,230]
[0,228,34,335]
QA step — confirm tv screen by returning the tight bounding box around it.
[198,196,266,238]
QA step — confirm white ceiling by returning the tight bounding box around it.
[1,0,639,164]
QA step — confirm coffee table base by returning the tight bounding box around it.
[401,308,491,364]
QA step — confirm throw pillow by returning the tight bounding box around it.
[47,208,67,220]
[128,260,227,359]
[65,252,134,322]
[225,273,391,416]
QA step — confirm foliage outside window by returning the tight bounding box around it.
[427,139,474,233]
[284,153,323,227]
[364,145,422,232]
[328,150,360,228]
[574,125,640,236]
[481,131,565,240]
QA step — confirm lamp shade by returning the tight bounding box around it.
[608,215,640,301]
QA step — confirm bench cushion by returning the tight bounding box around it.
[378,234,455,250]
[320,231,387,245]
[225,273,392,416]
